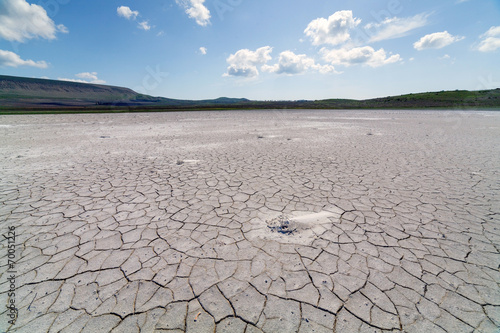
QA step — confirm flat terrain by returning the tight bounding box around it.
[0,110,499,332]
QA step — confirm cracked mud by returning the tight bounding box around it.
[0,110,499,332]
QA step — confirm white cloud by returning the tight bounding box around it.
[117,6,152,31]
[262,51,336,75]
[414,31,465,50]
[304,10,361,46]
[0,0,67,42]
[321,46,401,68]
[225,66,259,78]
[75,72,100,81]
[117,6,139,20]
[199,47,207,55]
[365,13,429,43]
[476,26,500,52]
[59,72,106,84]
[0,49,47,68]
[176,0,211,27]
[57,24,69,34]
[138,21,151,31]
[224,46,273,78]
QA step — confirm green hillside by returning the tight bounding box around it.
[1,75,499,113]
[0,75,138,101]
[312,89,500,109]
[0,75,252,109]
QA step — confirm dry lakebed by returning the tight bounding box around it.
[0,109,499,332]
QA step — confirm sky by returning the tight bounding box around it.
[0,0,499,100]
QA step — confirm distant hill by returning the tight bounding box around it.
[1,75,499,112]
[0,75,249,108]
[314,89,500,109]
[0,75,138,104]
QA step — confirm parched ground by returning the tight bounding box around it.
[0,110,499,332]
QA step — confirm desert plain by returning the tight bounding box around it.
[0,109,499,332]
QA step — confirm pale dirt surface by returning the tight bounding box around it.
[0,109,499,332]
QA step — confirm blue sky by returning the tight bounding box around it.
[0,0,499,100]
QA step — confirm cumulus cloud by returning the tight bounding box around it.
[75,72,104,82]
[117,6,152,31]
[138,21,151,31]
[321,46,401,68]
[476,26,500,52]
[176,0,211,26]
[304,10,361,46]
[224,46,273,77]
[262,51,336,75]
[414,31,465,50]
[227,10,405,79]
[365,13,429,43]
[199,47,207,55]
[117,6,139,20]
[57,24,69,34]
[59,72,106,84]
[0,49,48,68]
[0,0,67,42]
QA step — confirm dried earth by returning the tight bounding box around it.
[0,110,499,332]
